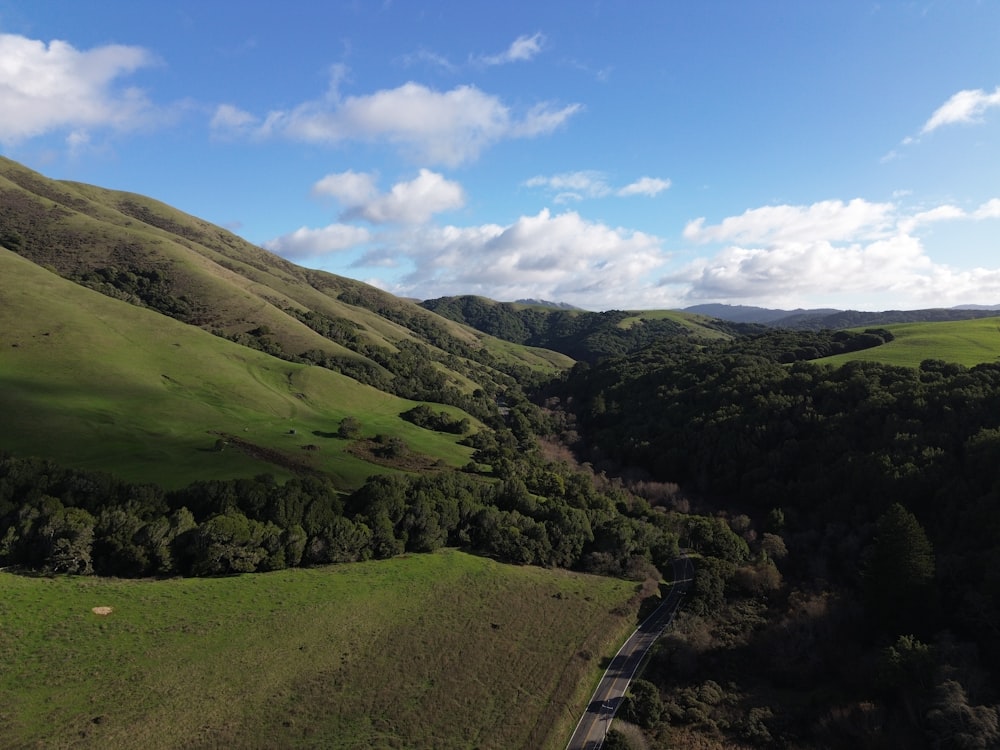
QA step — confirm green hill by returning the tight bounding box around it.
[0,549,639,750]
[0,157,575,488]
[815,316,1000,368]
[420,295,737,362]
[0,247,475,488]
[0,155,568,387]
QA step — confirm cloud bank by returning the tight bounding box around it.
[671,198,1000,309]
[267,195,1000,310]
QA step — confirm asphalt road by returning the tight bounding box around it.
[565,554,694,750]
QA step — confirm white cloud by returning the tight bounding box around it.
[683,198,895,245]
[476,33,545,66]
[385,209,667,308]
[0,33,156,144]
[209,104,258,136]
[667,197,1000,308]
[312,170,379,206]
[315,169,464,224]
[400,48,457,73]
[897,204,965,233]
[618,177,671,197]
[524,171,612,202]
[271,208,669,309]
[212,76,580,166]
[974,198,1000,219]
[262,224,371,259]
[898,199,1000,232]
[525,172,671,202]
[921,86,1000,134]
[663,235,933,303]
[268,192,1000,311]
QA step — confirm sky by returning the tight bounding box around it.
[1,1,1000,312]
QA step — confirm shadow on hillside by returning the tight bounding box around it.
[311,430,339,439]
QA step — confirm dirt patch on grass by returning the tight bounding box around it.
[346,439,445,473]
[210,432,323,476]
[91,606,113,616]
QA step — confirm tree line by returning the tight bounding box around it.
[0,444,679,581]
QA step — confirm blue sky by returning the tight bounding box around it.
[2,1,999,311]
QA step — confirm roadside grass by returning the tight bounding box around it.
[0,549,639,750]
[815,316,1000,368]
[0,249,474,489]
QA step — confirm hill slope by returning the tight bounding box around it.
[815,316,1000,368]
[0,549,638,750]
[421,294,740,362]
[0,247,474,488]
[0,157,569,402]
[0,157,580,488]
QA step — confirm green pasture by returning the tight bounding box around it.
[816,316,1000,368]
[0,549,639,750]
[0,249,475,489]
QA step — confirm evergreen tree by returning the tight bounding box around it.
[863,503,936,636]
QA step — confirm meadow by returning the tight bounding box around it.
[816,316,1000,368]
[0,248,476,490]
[0,549,640,749]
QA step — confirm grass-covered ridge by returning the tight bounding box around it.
[0,156,569,391]
[815,316,1000,368]
[0,549,639,750]
[0,248,474,488]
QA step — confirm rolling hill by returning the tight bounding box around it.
[0,247,478,488]
[815,316,1000,368]
[0,157,572,488]
[420,294,740,362]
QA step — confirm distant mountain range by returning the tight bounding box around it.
[683,303,1000,329]
[682,303,840,324]
[513,298,583,310]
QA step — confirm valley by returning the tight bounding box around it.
[3,157,1000,749]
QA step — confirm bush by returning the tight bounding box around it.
[337,416,362,438]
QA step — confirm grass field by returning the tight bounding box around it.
[0,249,475,489]
[815,316,1000,368]
[0,549,640,749]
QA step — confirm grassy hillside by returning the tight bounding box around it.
[0,549,640,750]
[0,157,567,386]
[815,316,1000,368]
[0,248,475,489]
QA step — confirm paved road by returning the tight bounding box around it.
[565,554,694,750]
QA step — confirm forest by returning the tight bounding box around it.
[545,333,1000,748]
